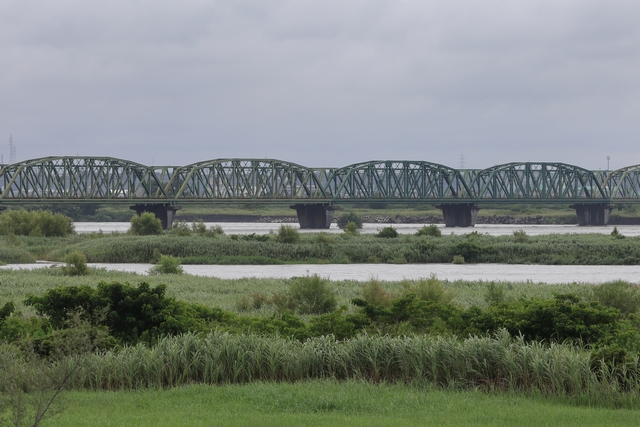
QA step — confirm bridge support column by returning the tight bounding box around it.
[0,206,6,214]
[570,204,612,226]
[437,204,479,227]
[130,204,182,230]
[290,204,339,229]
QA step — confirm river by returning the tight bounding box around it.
[2,261,639,284]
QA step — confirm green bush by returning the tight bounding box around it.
[25,282,195,344]
[0,209,74,237]
[170,221,193,236]
[337,212,363,229]
[454,241,482,263]
[513,229,528,243]
[130,212,163,236]
[191,219,207,235]
[484,282,506,305]
[60,251,89,276]
[209,225,225,236]
[361,279,393,307]
[276,225,300,244]
[452,255,465,264]
[402,275,453,305]
[592,281,640,316]
[469,294,621,344]
[149,255,184,275]
[416,224,441,237]
[376,226,398,238]
[343,222,359,236]
[611,227,625,239]
[288,275,337,315]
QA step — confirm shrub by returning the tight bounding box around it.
[315,233,336,245]
[288,275,337,315]
[376,226,398,238]
[513,229,528,243]
[149,255,184,275]
[170,221,192,236]
[337,211,363,229]
[276,225,300,244]
[191,219,207,235]
[592,281,640,316]
[25,282,193,344]
[60,251,89,276]
[416,224,441,237]
[485,282,506,305]
[452,255,465,264]
[210,225,225,236]
[361,279,393,307]
[0,209,74,237]
[235,296,252,312]
[470,294,621,344]
[454,240,482,263]
[343,222,359,236]
[130,212,163,235]
[403,275,453,305]
[611,227,625,239]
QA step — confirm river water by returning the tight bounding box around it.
[1,222,638,284]
[73,222,640,237]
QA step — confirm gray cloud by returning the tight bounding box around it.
[1,0,639,170]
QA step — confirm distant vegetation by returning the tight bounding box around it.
[2,226,638,266]
[0,209,74,237]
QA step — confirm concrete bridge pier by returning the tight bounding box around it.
[570,204,612,226]
[290,204,339,229]
[130,203,182,229]
[437,203,479,227]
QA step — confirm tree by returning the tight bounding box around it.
[129,212,163,235]
[276,225,300,244]
[337,212,363,229]
[0,210,74,237]
[60,251,89,276]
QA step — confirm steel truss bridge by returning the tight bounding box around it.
[2,157,640,227]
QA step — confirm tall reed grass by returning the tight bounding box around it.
[68,330,640,401]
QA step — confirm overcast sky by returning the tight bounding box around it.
[1,0,639,170]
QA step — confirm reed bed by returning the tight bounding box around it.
[35,232,640,265]
[67,330,639,399]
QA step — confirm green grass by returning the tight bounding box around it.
[47,382,640,427]
[0,268,590,315]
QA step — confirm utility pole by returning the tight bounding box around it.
[460,154,465,169]
[9,134,16,163]
[607,156,610,171]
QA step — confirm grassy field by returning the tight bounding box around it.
[46,382,640,427]
[0,267,591,315]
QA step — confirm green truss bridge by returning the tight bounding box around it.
[2,156,640,228]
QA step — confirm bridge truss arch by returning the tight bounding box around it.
[0,156,167,202]
[326,160,474,203]
[472,162,609,203]
[603,165,640,202]
[163,159,333,202]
